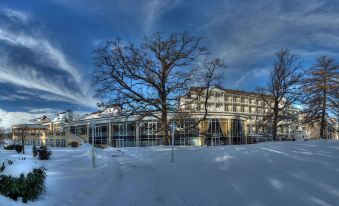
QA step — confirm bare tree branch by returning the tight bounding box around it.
[256,49,303,140]
[92,32,224,144]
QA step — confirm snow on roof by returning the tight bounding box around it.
[81,105,121,120]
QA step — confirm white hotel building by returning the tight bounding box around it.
[61,87,303,147]
[14,87,325,147]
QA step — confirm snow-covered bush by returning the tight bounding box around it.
[38,145,52,160]
[71,141,79,148]
[0,159,47,203]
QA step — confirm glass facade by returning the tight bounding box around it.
[70,117,247,147]
[204,119,246,145]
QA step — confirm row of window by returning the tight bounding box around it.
[22,139,66,147]
[224,96,263,105]
[185,103,264,113]
[189,91,264,105]
[224,106,263,113]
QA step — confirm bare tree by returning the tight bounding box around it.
[92,32,224,144]
[14,125,29,154]
[301,56,339,139]
[256,49,303,141]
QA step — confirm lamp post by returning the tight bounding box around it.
[90,120,96,168]
[170,122,176,163]
[288,119,291,140]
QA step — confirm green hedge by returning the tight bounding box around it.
[3,144,15,150]
[15,145,23,153]
[0,161,47,203]
[4,145,23,153]
[38,145,52,160]
[71,141,79,148]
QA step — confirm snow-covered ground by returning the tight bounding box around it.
[1,140,339,206]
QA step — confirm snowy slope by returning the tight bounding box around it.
[0,141,339,206]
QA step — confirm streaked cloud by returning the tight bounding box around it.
[143,0,181,33]
[234,68,271,88]
[0,8,96,108]
[2,8,29,22]
[0,58,95,107]
[0,27,81,83]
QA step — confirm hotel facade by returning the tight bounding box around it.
[11,87,338,147]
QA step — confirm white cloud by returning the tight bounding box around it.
[0,94,30,101]
[0,108,90,129]
[0,9,97,108]
[234,67,271,88]
[0,28,81,83]
[0,59,96,107]
[2,8,30,22]
[143,0,181,33]
[28,108,57,114]
[0,108,43,128]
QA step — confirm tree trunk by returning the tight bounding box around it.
[272,117,278,141]
[320,86,327,139]
[272,101,279,141]
[161,111,170,145]
[163,124,170,145]
[21,137,25,154]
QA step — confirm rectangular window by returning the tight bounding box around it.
[224,95,228,101]
[207,103,214,107]
[216,103,222,108]
[215,92,220,98]
[233,106,237,112]
[213,92,217,97]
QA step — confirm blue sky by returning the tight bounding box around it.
[1,0,339,127]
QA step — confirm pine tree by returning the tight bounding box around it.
[302,56,339,139]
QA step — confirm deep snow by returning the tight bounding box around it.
[1,141,339,206]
